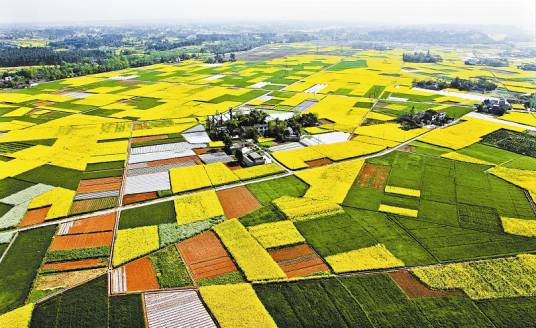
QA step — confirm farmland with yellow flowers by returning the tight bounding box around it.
[1,43,536,327]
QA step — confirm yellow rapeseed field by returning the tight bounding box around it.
[28,187,76,220]
[440,152,494,165]
[112,225,159,266]
[174,190,224,224]
[296,160,364,203]
[200,283,277,328]
[413,254,536,300]
[489,166,536,201]
[420,117,525,149]
[213,219,286,281]
[326,244,404,273]
[0,303,34,328]
[233,163,285,181]
[384,186,421,198]
[501,217,536,237]
[170,165,212,193]
[378,204,418,217]
[272,196,344,221]
[248,220,305,249]
[204,162,239,186]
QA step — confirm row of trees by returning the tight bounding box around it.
[413,77,497,93]
[0,47,111,67]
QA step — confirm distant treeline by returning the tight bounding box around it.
[0,50,196,89]
[414,77,497,92]
[0,47,110,67]
[360,29,494,44]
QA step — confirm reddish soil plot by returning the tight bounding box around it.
[77,177,122,193]
[177,231,237,281]
[41,258,107,272]
[19,206,50,227]
[66,213,116,234]
[123,191,158,205]
[269,244,330,278]
[389,270,463,298]
[131,135,168,144]
[356,163,390,189]
[124,257,160,292]
[217,186,261,219]
[305,158,333,168]
[145,155,202,167]
[193,147,224,155]
[49,231,113,251]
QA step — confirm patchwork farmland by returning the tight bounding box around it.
[0,43,535,328]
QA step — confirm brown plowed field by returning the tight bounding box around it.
[145,155,202,167]
[67,213,116,234]
[49,231,113,250]
[269,244,330,278]
[78,176,122,187]
[388,270,464,298]
[122,192,158,205]
[19,206,50,227]
[41,258,107,272]
[177,231,237,280]
[216,186,261,219]
[76,177,122,193]
[125,257,160,292]
[356,163,390,189]
[131,135,168,143]
[305,158,333,168]
[193,147,224,155]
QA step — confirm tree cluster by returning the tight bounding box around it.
[475,99,512,115]
[397,108,452,130]
[465,58,508,67]
[518,63,536,72]
[207,110,318,145]
[402,51,442,63]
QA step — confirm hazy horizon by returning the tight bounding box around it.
[2,0,535,33]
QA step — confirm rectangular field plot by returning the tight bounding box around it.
[144,290,216,328]
[339,274,494,328]
[111,257,160,294]
[295,212,377,257]
[58,213,116,235]
[216,186,261,219]
[269,244,330,278]
[393,216,536,262]
[255,279,373,328]
[49,231,113,251]
[177,231,238,281]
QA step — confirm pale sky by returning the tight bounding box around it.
[1,0,535,31]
